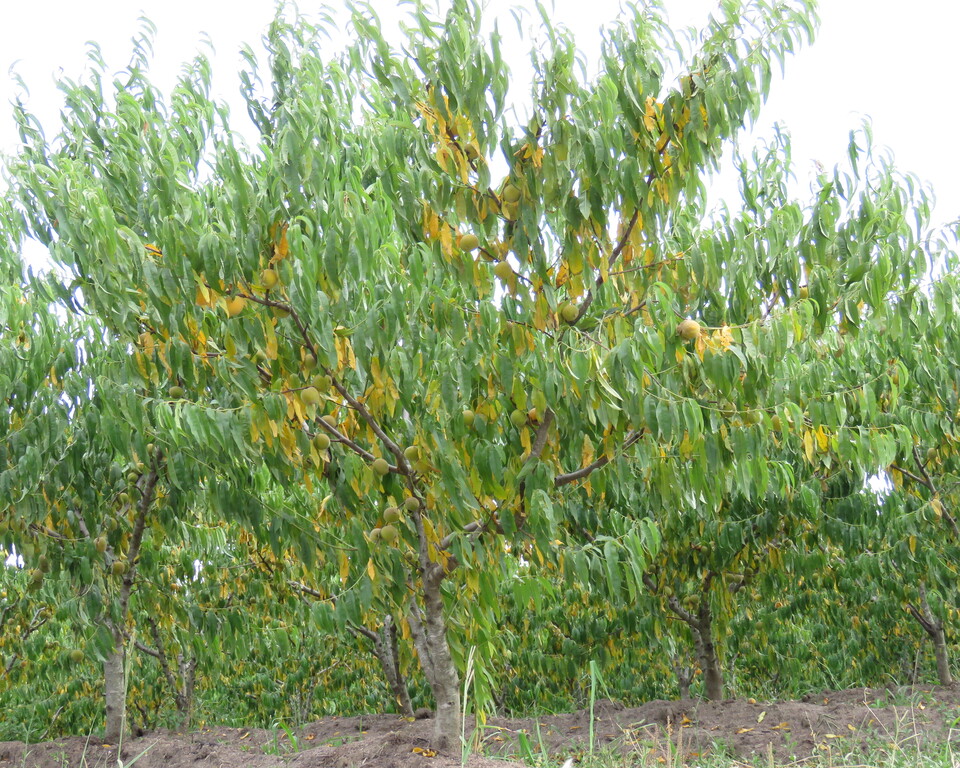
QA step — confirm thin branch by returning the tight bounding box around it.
[555,429,644,487]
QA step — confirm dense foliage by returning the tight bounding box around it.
[2,0,958,748]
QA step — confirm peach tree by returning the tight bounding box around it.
[11,0,951,747]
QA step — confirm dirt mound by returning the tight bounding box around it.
[2,684,958,768]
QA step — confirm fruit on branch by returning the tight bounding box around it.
[458,233,480,252]
[372,457,390,476]
[560,302,579,323]
[384,506,402,524]
[462,409,475,427]
[403,445,421,462]
[677,319,701,340]
[225,296,247,317]
[493,261,513,282]
[380,524,399,544]
[510,409,527,429]
[261,269,279,289]
[501,183,521,203]
[168,385,185,399]
[303,353,317,373]
[403,496,420,512]
[313,432,331,451]
[69,649,85,664]
[301,387,321,406]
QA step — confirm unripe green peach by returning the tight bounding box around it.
[493,261,513,282]
[380,524,399,544]
[677,319,700,340]
[372,458,390,476]
[502,183,521,203]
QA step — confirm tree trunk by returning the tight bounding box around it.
[103,643,127,742]
[699,629,725,701]
[672,657,693,699]
[384,615,415,717]
[407,565,461,751]
[360,614,415,717]
[931,623,953,686]
[175,654,197,730]
[907,586,953,686]
[662,577,724,701]
[422,564,461,751]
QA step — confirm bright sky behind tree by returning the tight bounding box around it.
[1,0,958,226]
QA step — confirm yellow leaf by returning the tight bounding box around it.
[264,320,278,360]
[581,435,595,468]
[339,551,349,584]
[274,223,289,259]
[931,497,944,518]
[336,336,356,370]
[440,223,453,260]
[367,558,376,581]
[736,727,754,734]
[815,425,829,452]
[909,535,917,555]
[803,430,815,464]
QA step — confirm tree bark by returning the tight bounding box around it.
[672,657,693,699]
[931,624,952,686]
[352,614,415,717]
[103,643,127,742]
[908,586,953,686]
[422,563,461,751]
[656,574,724,701]
[101,465,158,741]
[698,618,725,701]
[383,615,415,717]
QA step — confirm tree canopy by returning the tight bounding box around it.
[2,0,959,749]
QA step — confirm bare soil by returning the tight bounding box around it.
[2,684,958,768]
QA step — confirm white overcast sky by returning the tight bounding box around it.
[1,0,958,226]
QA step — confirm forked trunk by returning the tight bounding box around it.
[365,614,414,717]
[908,586,954,686]
[175,654,197,730]
[103,643,127,742]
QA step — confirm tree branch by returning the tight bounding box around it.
[555,429,644,487]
